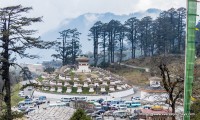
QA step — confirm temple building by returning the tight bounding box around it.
[140,77,168,102]
[76,56,91,72]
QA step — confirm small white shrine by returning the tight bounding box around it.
[77,85,83,93]
[50,81,56,85]
[83,81,89,87]
[57,86,62,92]
[59,74,65,80]
[117,83,122,90]
[109,85,115,91]
[73,80,79,87]
[57,81,62,86]
[87,78,92,82]
[102,80,108,86]
[76,56,91,72]
[43,86,50,91]
[64,82,70,86]
[89,84,94,92]
[100,85,106,92]
[149,76,161,88]
[50,85,56,92]
[66,85,72,93]
[110,80,116,85]
[94,80,99,86]
[74,77,79,81]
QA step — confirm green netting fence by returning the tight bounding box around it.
[184,0,197,120]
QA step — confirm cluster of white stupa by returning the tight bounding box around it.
[39,56,130,94]
[40,67,130,94]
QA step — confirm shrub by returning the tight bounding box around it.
[69,109,91,120]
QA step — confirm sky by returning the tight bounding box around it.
[0,0,188,35]
[1,0,198,64]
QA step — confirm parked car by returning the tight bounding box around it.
[85,109,95,114]
[24,99,33,104]
[132,97,140,102]
[93,102,102,110]
[61,97,71,102]
[95,110,105,115]
[110,106,118,110]
[18,91,24,97]
[20,94,26,98]
[18,101,25,107]
[96,98,104,104]
[151,105,163,111]
[24,107,35,114]
[118,104,127,110]
[110,104,119,108]
[143,105,151,109]
[18,106,28,111]
[39,96,47,103]
[101,105,109,111]
[33,98,43,105]
[113,110,127,117]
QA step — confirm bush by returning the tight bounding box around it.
[0,111,24,120]
[191,100,200,120]
[98,62,110,68]
[11,84,24,107]
[69,109,91,120]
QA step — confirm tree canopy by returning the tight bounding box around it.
[88,7,187,66]
[0,5,53,119]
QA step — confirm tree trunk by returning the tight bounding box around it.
[131,42,134,59]
[171,103,176,120]
[103,32,106,64]
[2,31,12,120]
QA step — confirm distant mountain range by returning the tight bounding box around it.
[31,8,161,63]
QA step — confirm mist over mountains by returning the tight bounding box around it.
[21,8,161,63]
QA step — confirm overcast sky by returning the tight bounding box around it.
[0,0,188,36]
[1,0,199,64]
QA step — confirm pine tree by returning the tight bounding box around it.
[0,5,53,119]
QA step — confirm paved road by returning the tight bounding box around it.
[120,63,150,72]
[27,106,75,120]
[33,87,138,100]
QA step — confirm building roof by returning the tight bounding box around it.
[149,76,162,81]
[140,108,171,115]
[76,56,89,62]
[140,85,167,93]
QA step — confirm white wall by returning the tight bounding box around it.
[141,91,168,102]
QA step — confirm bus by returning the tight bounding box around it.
[124,101,141,108]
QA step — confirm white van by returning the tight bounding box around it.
[61,97,71,102]
[93,102,102,110]
[118,104,127,110]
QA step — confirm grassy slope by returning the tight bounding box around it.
[11,84,24,107]
[106,64,149,86]
[107,55,200,98]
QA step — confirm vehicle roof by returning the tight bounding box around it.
[124,101,132,103]
[113,110,127,113]
[93,102,101,105]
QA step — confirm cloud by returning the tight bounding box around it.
[0,0,187,35]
